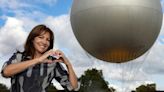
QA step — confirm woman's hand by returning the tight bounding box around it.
[37,50,78,90]
[53,50,71,66]
[36,49,70,65]
[53,50,78,90]
[37,49,56,64]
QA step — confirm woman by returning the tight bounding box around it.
[1,24,79,92]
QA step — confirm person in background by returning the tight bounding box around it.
[1,24,79,92]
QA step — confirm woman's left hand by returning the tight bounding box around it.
[54,50,78,90]
[53,50,70,65]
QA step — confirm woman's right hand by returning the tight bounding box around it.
[37,49,55,64]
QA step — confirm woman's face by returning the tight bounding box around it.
[33,31,50,55]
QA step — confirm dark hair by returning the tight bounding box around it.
[24,24,54,58]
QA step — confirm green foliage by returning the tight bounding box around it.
[78,68,115,92]
[47,83,58,92]
[0,83,10,92]
[135,83,156,92]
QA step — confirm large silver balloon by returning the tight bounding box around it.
[70,0,163,63]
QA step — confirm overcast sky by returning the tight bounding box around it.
[0,0,164,92]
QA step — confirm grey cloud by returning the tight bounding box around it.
[157,15,164,44]
[0,0,32,10]
[0,17,27,57]
[0,0,57,20]
[141,39,164,75]
[0,0,57,10]
[143,59,164,74]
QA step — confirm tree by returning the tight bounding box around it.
[78,68,116,92]
[47,83,58,92]
[135,83,156,92]
[0,83,10,92]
